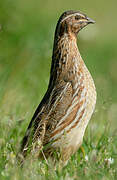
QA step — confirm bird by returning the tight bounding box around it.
[18,10,97,166]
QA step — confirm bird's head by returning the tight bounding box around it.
[55,10,95,38]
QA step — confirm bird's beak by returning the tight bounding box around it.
[86,17,95,24]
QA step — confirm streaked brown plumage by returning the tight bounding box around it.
[19,10,96,165]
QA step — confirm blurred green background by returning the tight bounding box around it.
[0,0,117,179]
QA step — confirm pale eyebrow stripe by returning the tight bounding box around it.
[60,13,81,23]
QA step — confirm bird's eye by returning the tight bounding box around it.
[75,15,81,20]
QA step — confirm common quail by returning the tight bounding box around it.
[19,10,96,165]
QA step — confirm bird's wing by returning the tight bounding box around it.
[44,69,87,144]
[20,86,53,155]
[31,80,72,142]
[20,76,67,154]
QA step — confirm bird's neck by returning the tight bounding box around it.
[52,32,82,71]
[52,33,79,61]
[49,33,82,86]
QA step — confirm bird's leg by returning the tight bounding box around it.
[80,146,85,158]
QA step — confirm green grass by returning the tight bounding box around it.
[0,0,117,179]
